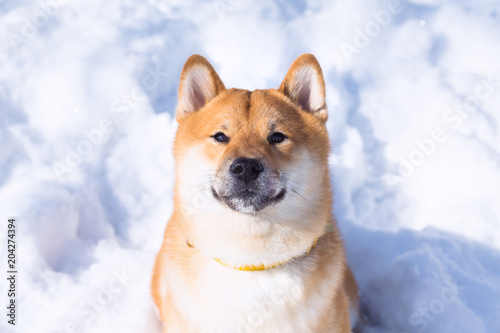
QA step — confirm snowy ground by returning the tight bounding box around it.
[1,0,500,332]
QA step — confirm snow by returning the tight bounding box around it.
[1,0,500,332]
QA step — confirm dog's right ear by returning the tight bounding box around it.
[176,55,226,122]
[279,54,327,123]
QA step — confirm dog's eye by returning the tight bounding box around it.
[212,132,230,143]
[268,132,287,144]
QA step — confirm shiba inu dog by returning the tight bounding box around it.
[151,54,359,332]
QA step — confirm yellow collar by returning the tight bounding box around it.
[186,238,318,271]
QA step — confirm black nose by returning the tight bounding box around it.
[230,158,264,184]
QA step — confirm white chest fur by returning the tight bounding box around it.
[166,254,339,333]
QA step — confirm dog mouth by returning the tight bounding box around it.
[211,187,286,212]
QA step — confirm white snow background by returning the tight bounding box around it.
[1,0,500,332]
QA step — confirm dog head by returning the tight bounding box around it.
[174,54,331,220]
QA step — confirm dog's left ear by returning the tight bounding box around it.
[176,55,226,122]
[279,54,327,122]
